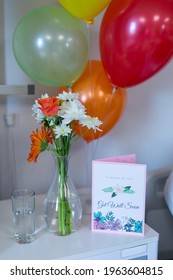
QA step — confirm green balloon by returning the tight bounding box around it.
[13,6,89,87]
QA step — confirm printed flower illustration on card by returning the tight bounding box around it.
[102,185,135,198]
[93,211,142,233]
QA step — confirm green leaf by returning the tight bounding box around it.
[102,187,114,193]
[124,186,131,190]
[111,192,117,197]
[123,187,135,194]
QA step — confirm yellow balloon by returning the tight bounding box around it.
[58,0,112,24]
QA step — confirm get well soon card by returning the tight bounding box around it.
[92,154,146,236]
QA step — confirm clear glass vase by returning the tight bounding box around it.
[43,155,82,235]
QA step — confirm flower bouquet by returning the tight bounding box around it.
[27,91,102,235]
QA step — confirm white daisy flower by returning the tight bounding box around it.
[59,100,86,124]
[58,91,79,101]
[58,100,70,116]
[34,109,45,123]
[40,93,49,99]
[80,116,103,132]
[32,103,44,123]
[54,124,72,138]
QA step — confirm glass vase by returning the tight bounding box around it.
[43,155,82,235]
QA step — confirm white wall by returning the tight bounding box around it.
[0,0,5,83]
[1,0,173,199]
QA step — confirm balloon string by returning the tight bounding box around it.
[87,23,95,191]
[91,85,118,160]
[87,23,94,118]
[80,23,93,194]
[99,85,117,139]
[67,86,72,92]
[87,23,99,150]
[79,23,97,204]
[87,25,99,161]
[86,23,91,60]
[112,85,118,94]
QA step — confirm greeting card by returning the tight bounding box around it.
[92,154,146,236]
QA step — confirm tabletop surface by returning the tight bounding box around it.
[0,195,159,260]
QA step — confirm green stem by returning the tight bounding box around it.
[71,129,89,145]
[57,156,72,235]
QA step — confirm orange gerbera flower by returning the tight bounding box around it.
[27,126,53,163]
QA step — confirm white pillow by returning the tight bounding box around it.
[164,170,173,215]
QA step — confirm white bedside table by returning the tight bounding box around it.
[0,195,159,260]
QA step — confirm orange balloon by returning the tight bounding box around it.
[58,60,127,142]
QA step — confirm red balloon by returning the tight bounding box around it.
[100,0,173,87]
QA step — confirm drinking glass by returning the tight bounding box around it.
[11,189,35,244]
